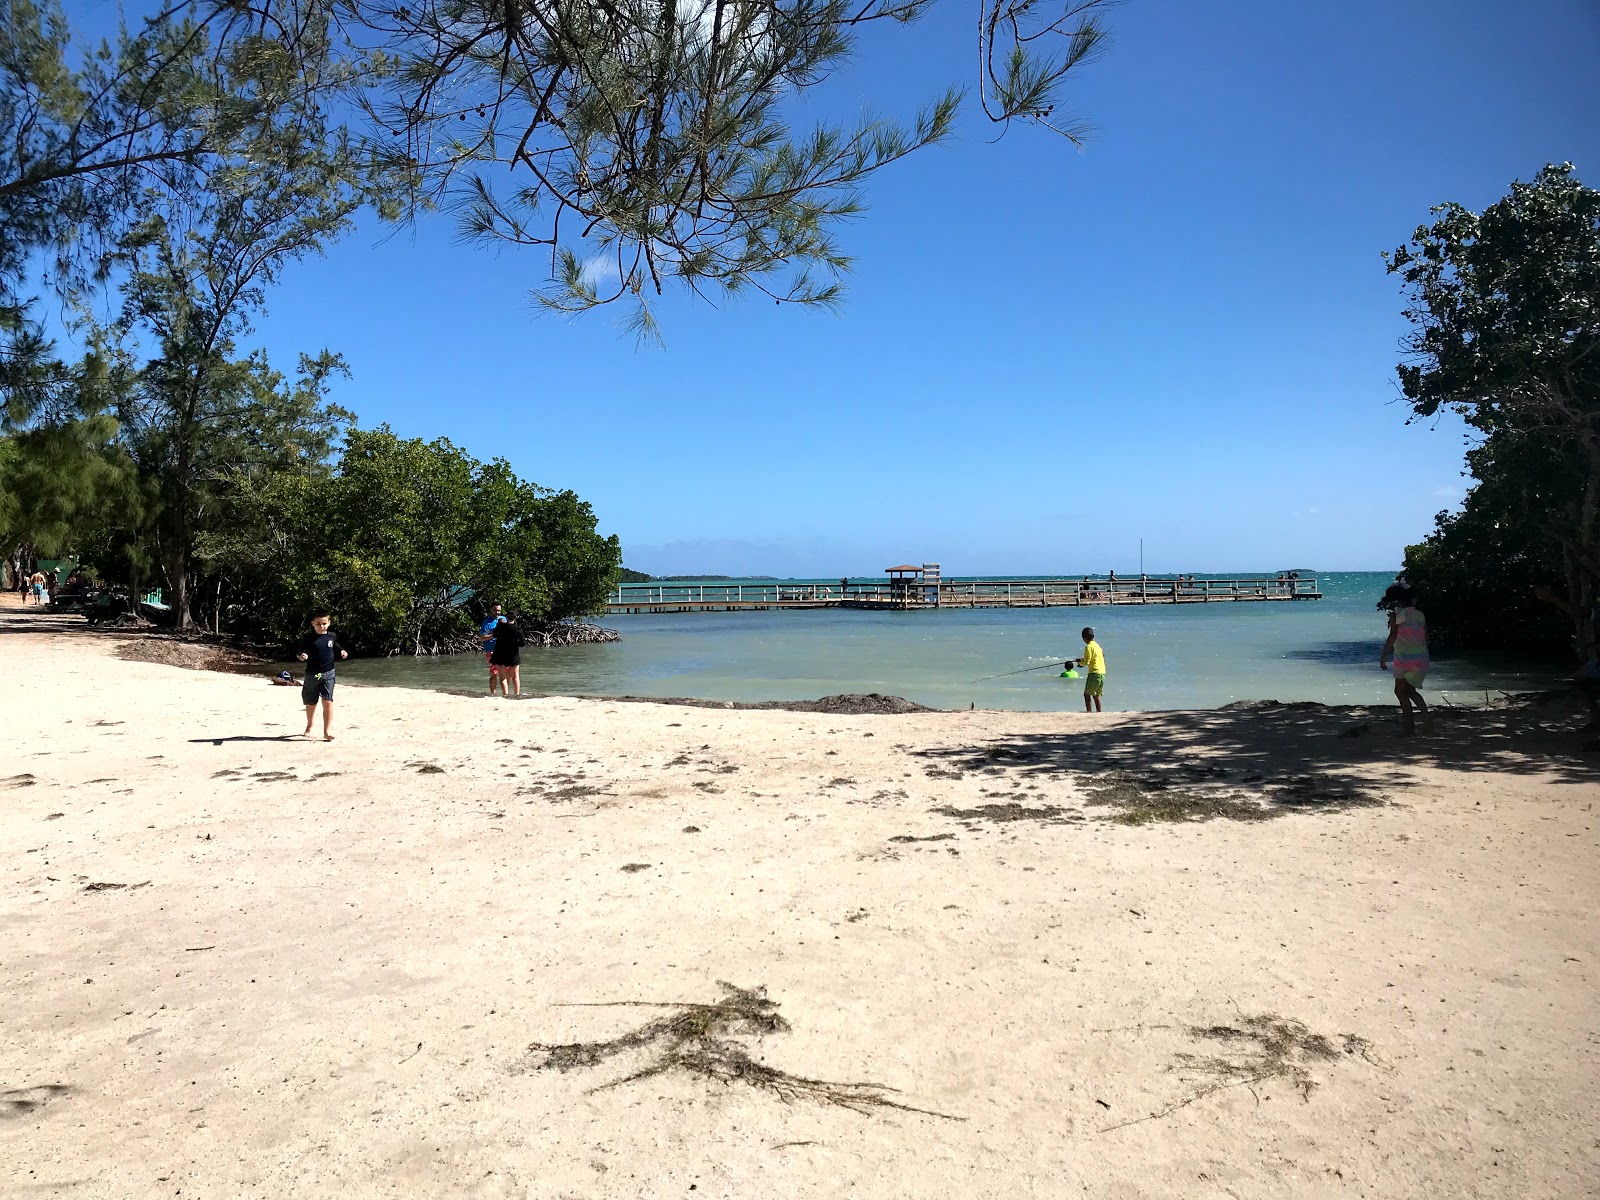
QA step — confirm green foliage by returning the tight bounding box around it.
[1388,164,1600,658]
[2,0,383,626]
[0,434,20,572]
[618,567,654,583]
[1402,430,1572,654]
[0,344,140,564]
[219,427,621,653]
[2,4,630,642]
[1388,164,1600,429]
[351,0,1112,338]
[4,1,1112,345]
[980,0,1108,136]
[90,54,374,627]
[0,1,380,335]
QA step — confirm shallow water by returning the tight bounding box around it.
[332,572,1560,711]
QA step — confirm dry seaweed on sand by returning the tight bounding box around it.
[114,638,259,673]
[1268,774,1383,813]
[1081,771,1383,825]
[1101,1012,1376,1132]
[520,982,959,1119]
[1081,774,1275,825]
[932,802,1082,825]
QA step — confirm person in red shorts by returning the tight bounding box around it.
[479,603,505,694]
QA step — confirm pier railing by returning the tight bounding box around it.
[607,577,1320,610]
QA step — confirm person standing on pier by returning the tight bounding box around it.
[1074,627,1107,713]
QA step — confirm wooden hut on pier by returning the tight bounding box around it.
[884,563,942,608]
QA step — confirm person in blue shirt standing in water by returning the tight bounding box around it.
[480,603,505,694]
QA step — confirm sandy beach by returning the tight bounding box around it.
[3,600,1597,1200]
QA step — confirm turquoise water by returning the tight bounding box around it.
[334,571,1560,711]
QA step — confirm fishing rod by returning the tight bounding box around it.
[970,660,1074,684]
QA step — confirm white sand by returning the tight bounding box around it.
[2,602,1597,1199]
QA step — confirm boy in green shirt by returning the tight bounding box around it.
[1073,626,1106,713]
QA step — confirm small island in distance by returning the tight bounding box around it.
[620,568,779,583]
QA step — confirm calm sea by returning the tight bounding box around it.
[333,571,1559,711]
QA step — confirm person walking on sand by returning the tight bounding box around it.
[1378,581,1431,735]
[28,570,45,605]
[480,604,505,694]
[297,608,348,741]
[489,612,526,696]
[1073,626,1107,713]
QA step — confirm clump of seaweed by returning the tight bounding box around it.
[1081,771,1382,825]
[1082,774,1273,825]
[1268,774,1381,813]
[1102,1012,1375,1132]
[519,782,610,802]
[932,802,1082,825]
[521,982,957,1119]
[859,788,910,806]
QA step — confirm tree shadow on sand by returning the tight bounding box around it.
[917,693,1597,816]
[518,982,958,1120]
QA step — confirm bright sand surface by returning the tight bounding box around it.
[3,601,1597,1199]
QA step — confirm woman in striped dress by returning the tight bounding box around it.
[1379,581,1431,735]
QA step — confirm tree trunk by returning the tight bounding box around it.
[170,547,190,630]
[165,377,203,631]
[1573,429,1600,662]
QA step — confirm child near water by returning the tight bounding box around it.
[297,609,349,741]
[1378,581,1431,735]
[1073,626,1106,713]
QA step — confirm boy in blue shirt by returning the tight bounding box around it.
[480,603,505,694]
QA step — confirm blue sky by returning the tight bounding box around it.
[145,1,1600,575]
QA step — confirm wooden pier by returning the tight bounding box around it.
[607,573,1322,615]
